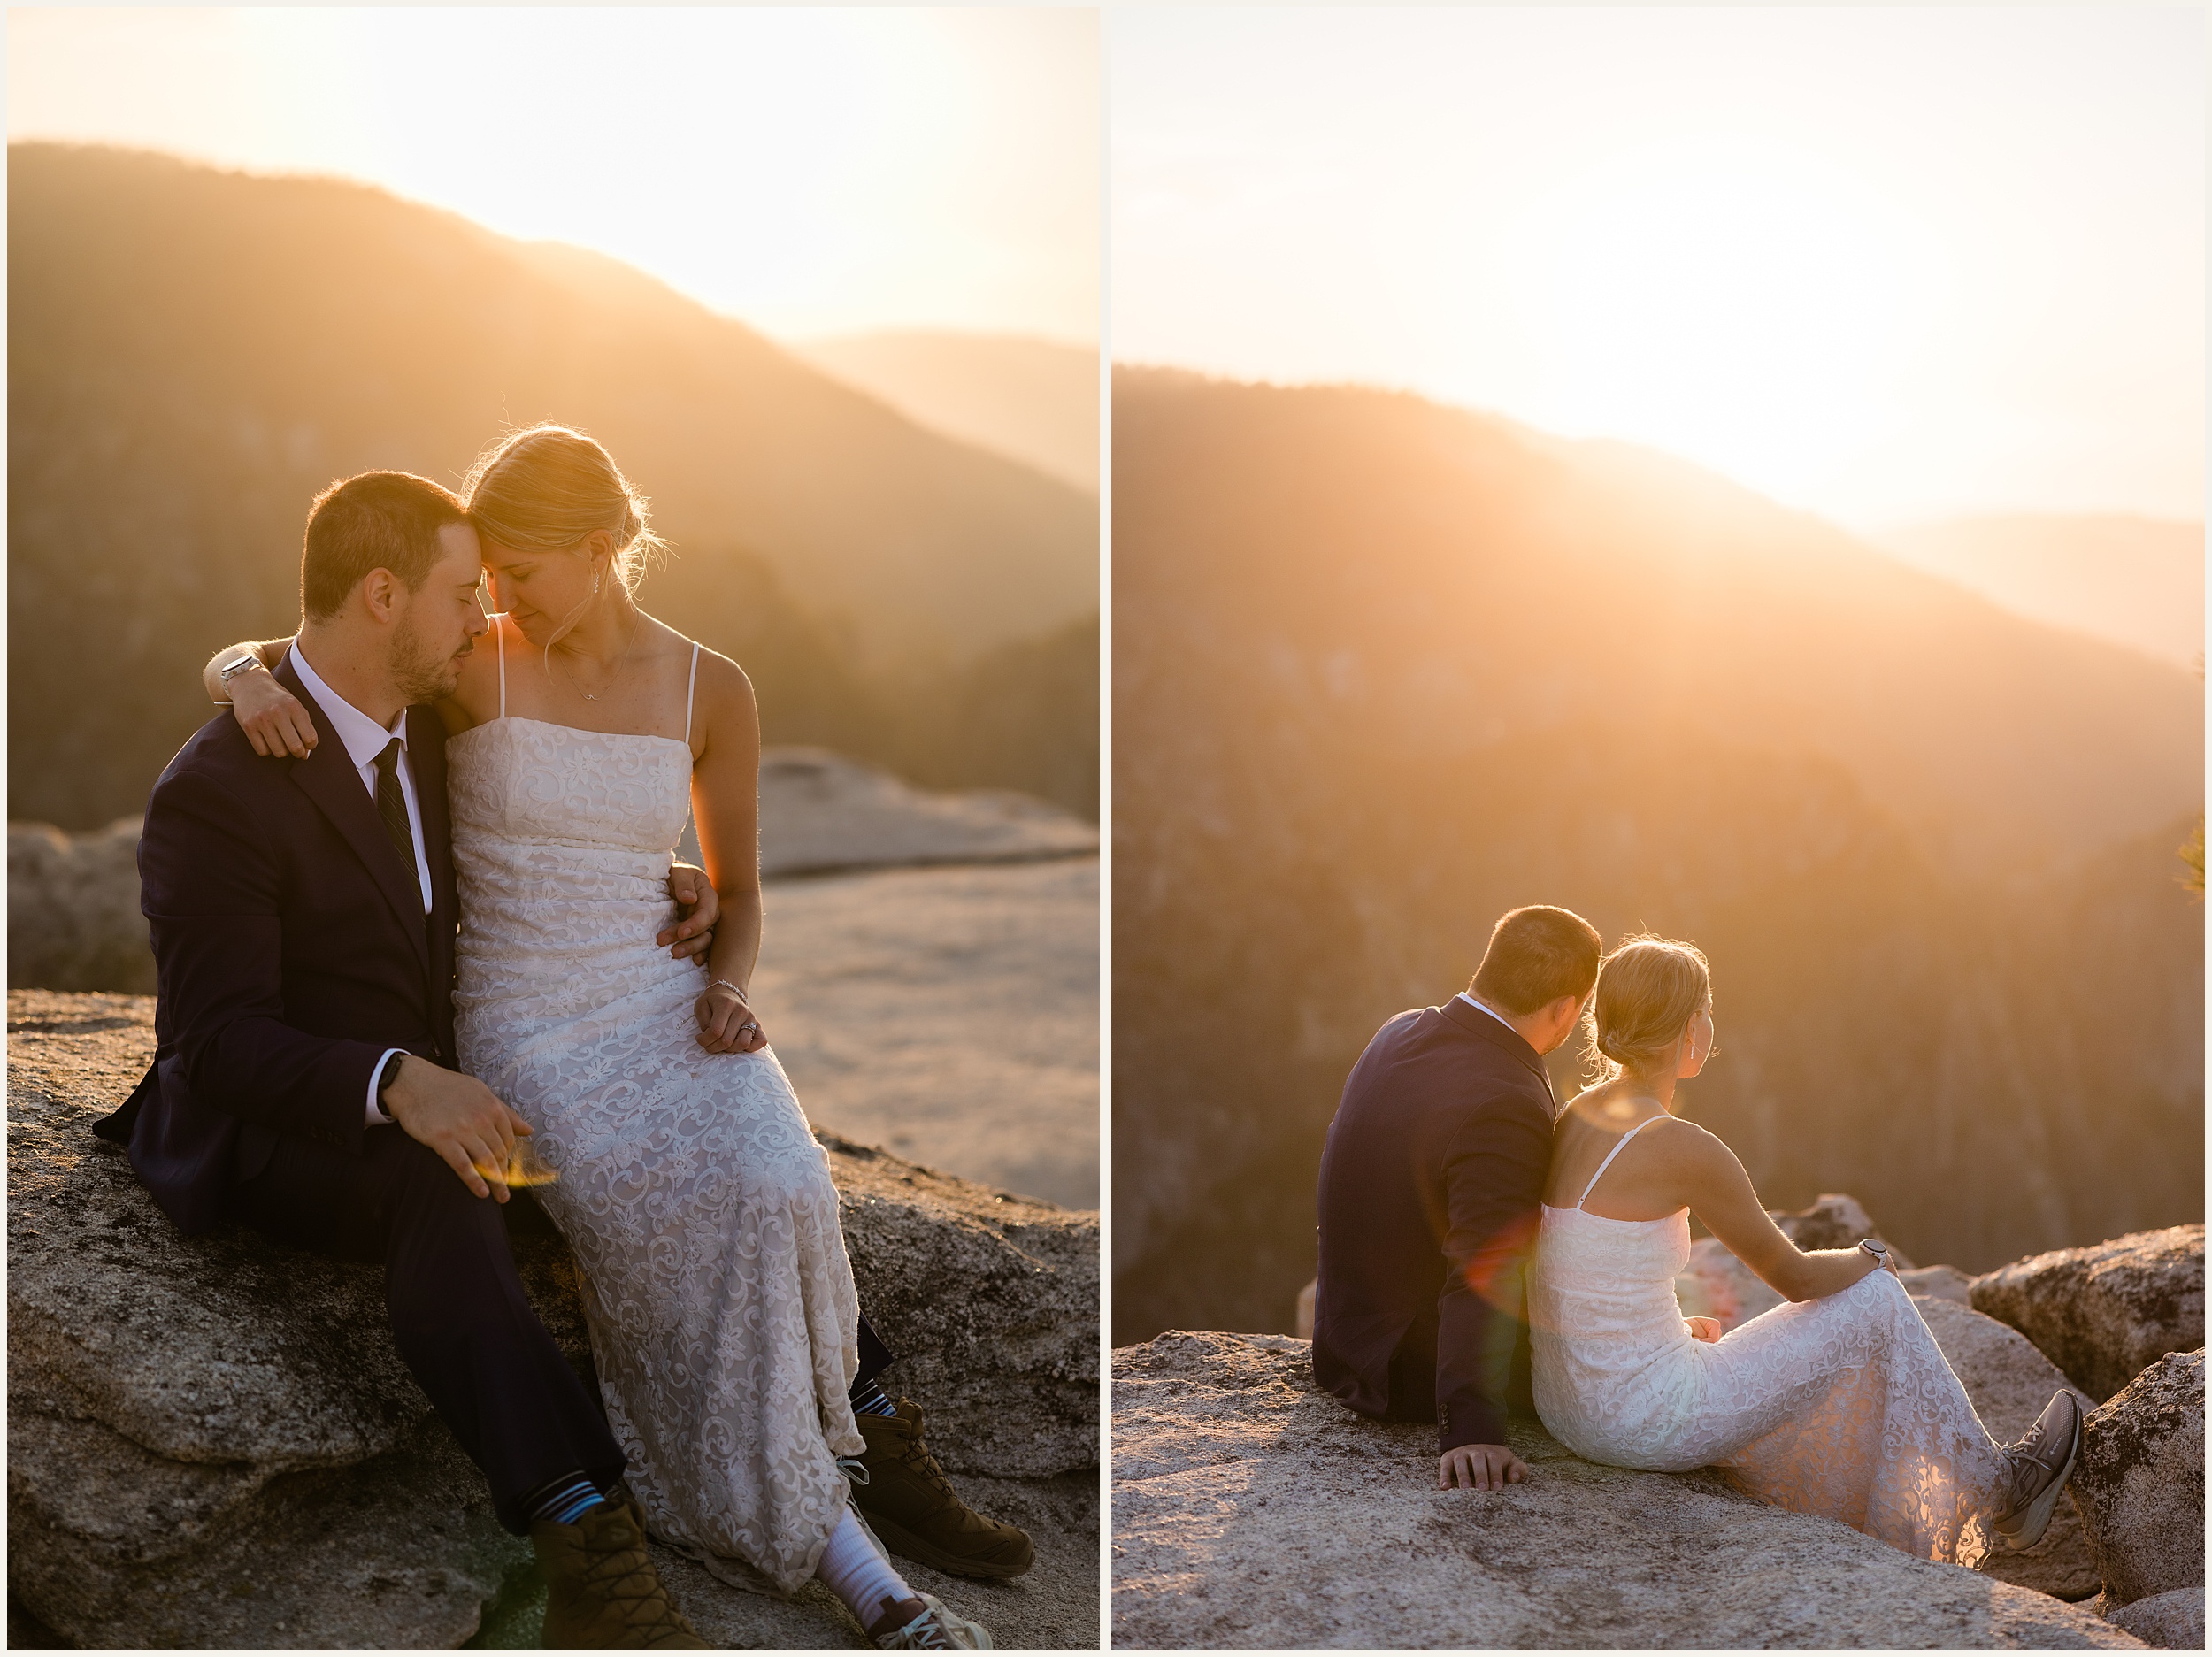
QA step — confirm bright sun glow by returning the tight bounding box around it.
[1525,144,1922,499]
[6,7,1098,343]
[1112,7,2201,526]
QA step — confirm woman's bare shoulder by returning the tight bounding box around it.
[1643,1115,1736,1176]
[681,637,755,706]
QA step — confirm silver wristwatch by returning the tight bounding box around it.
[218,654,265,687]
[1857,1238,1888,1262]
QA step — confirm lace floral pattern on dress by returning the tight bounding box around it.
[449,716,864,1592]
[1530,1203,2006,1561]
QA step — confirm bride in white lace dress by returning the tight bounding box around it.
[1530,937,2082,1563]
[452,427,995,1648]
[211,427,992,1650]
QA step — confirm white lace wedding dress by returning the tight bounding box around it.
[1529,1122,2007,1561]
[448,633,864,1592]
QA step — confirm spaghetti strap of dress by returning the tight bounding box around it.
[683,641,700,748]
[1578,1117,1655,1210]
[496,615,507,720]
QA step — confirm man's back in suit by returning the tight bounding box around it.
[1309,905,1602,1473]
[1313,997,1556,1450]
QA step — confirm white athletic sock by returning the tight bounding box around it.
[816,1507,916,1632]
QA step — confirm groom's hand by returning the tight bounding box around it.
[659,863,718,960]
[381,1055,534,1202]
[1438,1444,1527,1491]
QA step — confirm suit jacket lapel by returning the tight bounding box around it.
[278,656,431,972]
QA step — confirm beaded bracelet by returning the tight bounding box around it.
[706,978,751,1003]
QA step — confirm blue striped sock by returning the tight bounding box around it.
[849,1379,898,1419]
[526,1473,608,1527]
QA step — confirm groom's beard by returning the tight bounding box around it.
[391,612,467,705]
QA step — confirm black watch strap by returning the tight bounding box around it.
[376,1050,408,1100]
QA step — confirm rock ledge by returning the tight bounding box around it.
[1113,1330,2139,1651]
[8,992,1097,1648]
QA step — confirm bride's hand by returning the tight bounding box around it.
[227,662,318,759]
[695,982,768,1054]
[1684,1316,1724,1343]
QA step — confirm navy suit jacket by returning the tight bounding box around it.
[96,657,459,1235]
[1311,997,1556,1453]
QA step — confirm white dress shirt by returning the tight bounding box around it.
[288,642,431,1127]
[1455,990,1520,1035]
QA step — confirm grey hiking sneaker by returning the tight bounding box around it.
[872,1592,995,1650]
[1989,1390,2084,1551]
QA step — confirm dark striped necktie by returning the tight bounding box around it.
[372,739,422,909]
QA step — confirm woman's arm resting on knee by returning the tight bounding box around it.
[1678,1126,1885,1302]
[202,637,315,758]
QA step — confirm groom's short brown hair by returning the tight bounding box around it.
[1470,905,1602,1015]
[300,472,470,622]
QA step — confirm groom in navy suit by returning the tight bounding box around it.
[1312,905,1601,1492]
[98,471,724,1643]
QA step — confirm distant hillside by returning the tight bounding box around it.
[798,331,1099,494]
[1112,369,2202,1342]
[9,144,1097,827]
[1876,514,2204,671]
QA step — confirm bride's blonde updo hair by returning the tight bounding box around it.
[1582,935,1712,1084]
[461,424,664,595]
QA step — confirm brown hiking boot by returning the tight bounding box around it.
[848,1400,1034,1579]
[531,1494,709,1649]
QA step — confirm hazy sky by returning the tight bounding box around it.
[1113,8,2203,527]
[8,6,1098,344]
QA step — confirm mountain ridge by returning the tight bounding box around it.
[796,329,1099,495]
[1111,366,2202,1342]
[9,142,1098,827]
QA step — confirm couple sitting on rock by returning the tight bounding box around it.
[98,430,1018,1649]
[1313,904,2080,1562]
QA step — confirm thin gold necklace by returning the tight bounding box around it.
[550,610,638,703]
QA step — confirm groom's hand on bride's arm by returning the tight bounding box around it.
[658,863,718,961]
[1438,1444,1527,1491]
[380,1055,533,1202]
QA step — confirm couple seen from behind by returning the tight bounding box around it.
[101,426,1021,1650]
[1313,905,2082,1562]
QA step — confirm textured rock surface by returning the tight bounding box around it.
[1770,1193,1916,1265]
[752,748,1096,877]
[466,1475,1100,1652]
[1971,1229,2205,1401]
[2101,1585,2204,1651]
[1114,1330,2139,1650]
[1916,1299,2101,1599]
[7,819,154,993]
[1904,1263,1979,1305]
[8,992,1096,1648]
[2071,1349,2205,1609]
[758,859,1097,1209]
